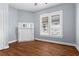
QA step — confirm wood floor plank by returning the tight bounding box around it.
[0,40,79,56]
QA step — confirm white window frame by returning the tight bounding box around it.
[40,13,50,36]
[50,10,63,37]
[40,10,63,37]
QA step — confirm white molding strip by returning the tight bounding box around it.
[18,39,34,42]
[74,45,79,51]
[0,46,9,50]
[35,38,75,46]
[35,38,79,51]
[7,38,79,51]
[8,40,17,44]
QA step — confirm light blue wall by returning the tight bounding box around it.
[76,4,79,46]
[18,10,34,23]
[34,3,76,44]
[8,6,18,42]
[7,6,35,43]
[0,3,77,49]
[7,3,76,44]
[0,3,9,49]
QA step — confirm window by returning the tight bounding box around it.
[40,10,63,37]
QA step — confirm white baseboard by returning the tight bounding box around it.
[8,40,17,44]
[35,38,79,51]
[0,46,9,50]
[35,38,75,46]
[18,39,34,42]
[9,39,34,43]
[75,45,79,51]
[4,46,9,49]
[6,38,79,52]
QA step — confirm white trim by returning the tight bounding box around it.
[40,13,50,36]
[8,40,17,44]
[50,10,63,37]
[40,10,63,37]
[4,46,9,49]
[0,46,9,50]
[74,45,79,51]
[35,38,79,51]
[35,38,75,46]
[18,39,34,42]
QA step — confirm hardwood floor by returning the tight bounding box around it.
[0,40,79,56]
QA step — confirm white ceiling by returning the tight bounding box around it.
[9,3,61,12]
